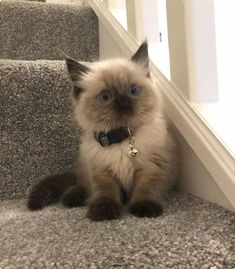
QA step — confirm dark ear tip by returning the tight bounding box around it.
[138,39,148,48]
[131,40,149,64]
[141,40,148,47]
[65,57,70,64]
[139,40,148,54]
[65,57,78,69]
[65,57,90,75]
[65,57,75,62]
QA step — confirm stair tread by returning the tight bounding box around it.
[0,0,99,60]
[0,60,81,200]
[0,192,234,268]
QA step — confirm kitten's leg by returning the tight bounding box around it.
[27,171,77,211]
[129,169,166,218]
[62,184,89,208]
[62,161,91,208]
[87,170,122,221]
[62,156,91,207]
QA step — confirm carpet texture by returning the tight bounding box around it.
[0,60,81,200]
[0,193,234,269]
[0,0,98,60]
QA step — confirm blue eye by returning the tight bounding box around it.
[98,90,113,103]
[128,85,140,96]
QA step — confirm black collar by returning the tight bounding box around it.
[94,127,131,147]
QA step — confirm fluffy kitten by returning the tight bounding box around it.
[27,42,180,221]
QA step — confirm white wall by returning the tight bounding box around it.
[175,127,233,211]
[99,21,124,59]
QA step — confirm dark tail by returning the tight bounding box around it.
[27,171,77,211]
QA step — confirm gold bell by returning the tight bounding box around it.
[127,128,138,157]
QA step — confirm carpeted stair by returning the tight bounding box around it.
[0,60,81,200]
[0,1,234,268]
[0,0,98,60]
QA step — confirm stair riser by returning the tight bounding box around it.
[0,60,80,199]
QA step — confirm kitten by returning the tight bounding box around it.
[27,42,180,221]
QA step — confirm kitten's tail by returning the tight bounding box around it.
[27,171,77,211]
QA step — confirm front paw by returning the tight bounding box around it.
[87,197,122,221]
[130,200,163,218]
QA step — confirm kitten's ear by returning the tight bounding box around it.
[66,57,90,81]
[65,57,90,98]
[131,41,149,77]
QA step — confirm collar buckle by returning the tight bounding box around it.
[94,127,130,147]
[94,132,110,146]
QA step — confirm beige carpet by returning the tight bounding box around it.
[0,193,234,269]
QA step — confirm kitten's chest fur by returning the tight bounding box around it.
[82,138,135,190]
[80,119,167,190]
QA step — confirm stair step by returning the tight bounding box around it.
[0,193,234,268]
[0,0,99,60]
[0,60,80,200]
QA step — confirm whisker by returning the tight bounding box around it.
[97,112,112,133]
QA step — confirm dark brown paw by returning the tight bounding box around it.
[87,197,122,221]
[62,186,88,208]
[130,200,163,218]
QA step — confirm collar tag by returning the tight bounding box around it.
[127,128,138,157]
